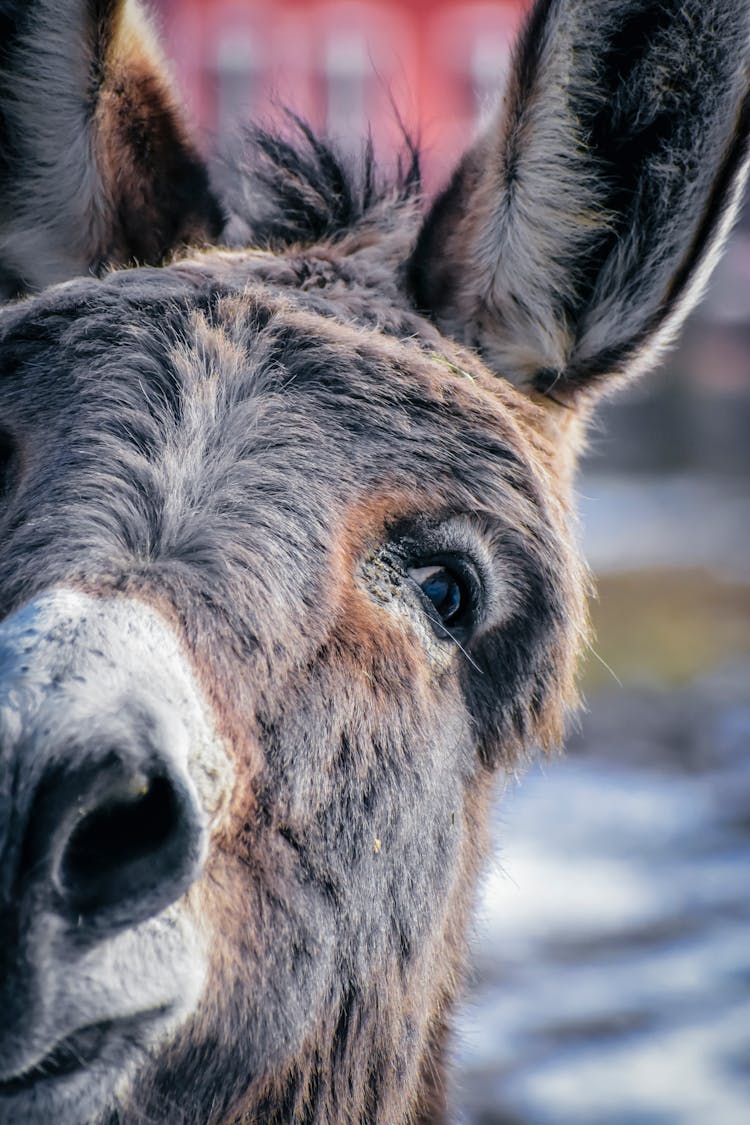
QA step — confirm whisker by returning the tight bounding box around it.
[583,636,622,687]
[437,625,483,674]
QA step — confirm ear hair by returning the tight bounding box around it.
[0,0,223,295]
[408,0,750,407]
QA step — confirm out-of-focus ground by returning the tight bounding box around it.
[452,501,750,1125]
[454,470,750,1122]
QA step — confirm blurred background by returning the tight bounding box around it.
[151,1,750,1120]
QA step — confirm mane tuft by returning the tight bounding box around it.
[220,113,422,251]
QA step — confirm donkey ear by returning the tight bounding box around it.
[0,0,223,296]
[408,0,750,407]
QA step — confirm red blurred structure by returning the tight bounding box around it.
[152,0,527,185]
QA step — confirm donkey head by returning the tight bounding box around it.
[0,2,748,1122]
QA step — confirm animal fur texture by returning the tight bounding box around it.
[0,1,748,1122]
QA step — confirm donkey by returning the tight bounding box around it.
[0,0,748,1121]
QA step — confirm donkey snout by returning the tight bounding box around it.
[0,590,226,939]
[20,736,205,934]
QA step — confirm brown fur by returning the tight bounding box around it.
[0,2,748,1122]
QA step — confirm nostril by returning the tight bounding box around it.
[59,770,204,926]
[63,776,177,907]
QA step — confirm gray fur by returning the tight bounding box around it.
[0,1,748,1122]
[408,0,750,402]
[0,0,220,295]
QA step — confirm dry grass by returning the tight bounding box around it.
[583,568,750,691]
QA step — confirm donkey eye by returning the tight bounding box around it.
[407,564,468,628]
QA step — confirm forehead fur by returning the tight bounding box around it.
[0,260,585,760]
[0,265,568,581]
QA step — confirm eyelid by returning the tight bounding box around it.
[407,564,444,584]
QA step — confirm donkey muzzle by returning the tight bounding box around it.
[0,589,211,934]
[0,589,230,1082]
